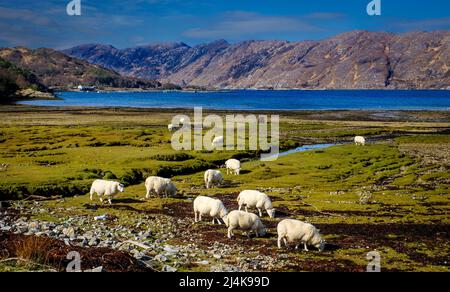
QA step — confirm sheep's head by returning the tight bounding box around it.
[317,240,326,252]
[219,206,228,218]
[267,208,276,218]
[118,184,125,192]
[258,227,267,237]
[168,184,177,197]
[222,214,229,227]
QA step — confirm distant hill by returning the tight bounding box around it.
[0,47,163,91]
[64,31,450,90]
[0,57,54,103]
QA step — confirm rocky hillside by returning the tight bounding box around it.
[64,30,450,90]
[0,47,162,90]
[0,57,54,103]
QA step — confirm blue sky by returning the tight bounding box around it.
[0,0,449,49]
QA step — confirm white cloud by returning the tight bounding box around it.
[183,11,322,39]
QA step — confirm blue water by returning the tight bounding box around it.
[19,90,450,110]
[279,144,338,157]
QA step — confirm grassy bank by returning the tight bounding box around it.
[0,105,449,272]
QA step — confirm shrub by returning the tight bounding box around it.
[14,236,53,267]
[150,153,194,162]
[103,171,117,180]
[120,169,145,186]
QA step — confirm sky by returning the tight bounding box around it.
[0,0,449,49]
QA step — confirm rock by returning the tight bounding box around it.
[63,227,76,238]
[141,231,152,239]
[163,245,179,255]
[16,226,28,233]
[88,238,100,246]
[154,254,167,262]
[83,231,95,240]
[162,265,177,272]
[16,88,55,100]
[197,260,209,265]
[85,266,104,273]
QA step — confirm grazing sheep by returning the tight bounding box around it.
[145,176,177,198]
[225,159,241,175]
[237,190,276,218]
[211,136,224,149]
[90,179,124,205]
[193,196,228,224]
[204,170,223,189]
[223,210,266,239]
[277,219,325,252]
[354,136,366,146]
[168,124,180,131]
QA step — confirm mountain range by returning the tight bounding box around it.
[63,30,450,90]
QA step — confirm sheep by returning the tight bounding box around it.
[354,136,366,146]
[145,176,177,198]
[277,219,325,252]
[223,210,266,239]
[90,179,124,205]
[237,190,276,218]
[204,170,223,189]
[168,124,180,131]
[211,136,224,149]
[225,159,241,175]
[193,196,228,225]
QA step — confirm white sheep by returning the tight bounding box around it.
[223,210,266,239]
[168,124,179,131]
[193,196,228,224]
[145,176,177,198]
[90,179,124,205]
[354,136,366,146]
[204,169,223,189]
[211,136,224,149]
[225,159,241,175]
[277,219,325,252]
[237,190,276,218]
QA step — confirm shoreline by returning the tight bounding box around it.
[1,104,449,123]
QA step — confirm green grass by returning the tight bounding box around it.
[0,107,449,272]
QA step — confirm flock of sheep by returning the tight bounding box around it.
[89,135,367,252]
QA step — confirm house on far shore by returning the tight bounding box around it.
[77,85,96,92]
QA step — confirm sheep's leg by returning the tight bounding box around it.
[145,189,151,199]
[90,191,94,201]
[257,208,263,217]
[283,238,288,247]
[227,228,233,239]
[245,206,249,213]
[99,197,103,204]
[108,198,112,205]
[304,242,309,252]
[277,237,282,249]
[212,218,215,225]
[194,212,198,223]
[199,214,202,221]
[295,245,299,250]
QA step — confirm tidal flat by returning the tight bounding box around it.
[0,105,449,272]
